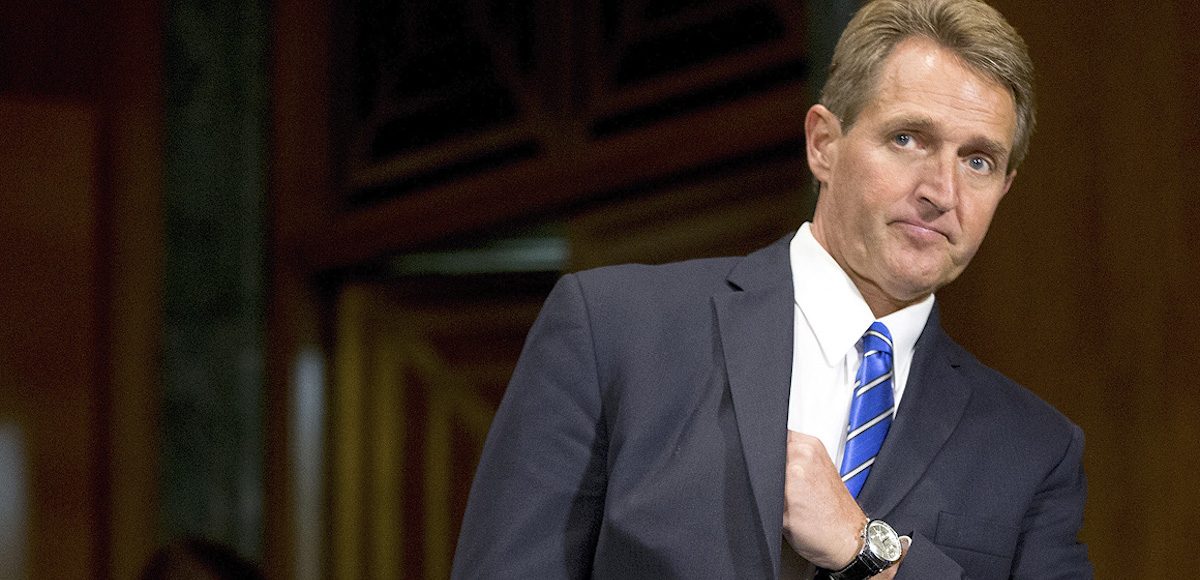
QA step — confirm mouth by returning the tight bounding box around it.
[893,220,952,243]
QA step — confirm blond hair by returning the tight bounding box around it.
[821,0,1036,170]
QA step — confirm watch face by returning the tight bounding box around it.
[865,520,903,562]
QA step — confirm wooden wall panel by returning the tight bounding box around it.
[271,1,1200,577]
[1,1,165,578]
[938,3,1195,576]
[329,281,545,580]
[0,98,99,580]
[567,151,811,269]
[100,1,165,577]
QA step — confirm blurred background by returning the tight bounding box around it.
[1,0,1196,578]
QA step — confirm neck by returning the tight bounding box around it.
[808,220,928,318]
[856,282,926,319]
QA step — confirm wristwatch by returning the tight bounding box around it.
[813,519,905,580]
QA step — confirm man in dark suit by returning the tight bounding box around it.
[453,1,1091,578]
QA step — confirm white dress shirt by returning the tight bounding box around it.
[786,222,935,467]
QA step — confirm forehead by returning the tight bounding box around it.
[862,37,1017,146]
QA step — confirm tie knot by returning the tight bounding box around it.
[862,321,894,356]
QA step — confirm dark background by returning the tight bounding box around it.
[1,0,1196,578]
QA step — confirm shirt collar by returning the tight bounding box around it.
[789,222,934,366]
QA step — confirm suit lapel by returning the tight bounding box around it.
[712,239,794,579]
[856,308,972,517]
[710,240,974,571]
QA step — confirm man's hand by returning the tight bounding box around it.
[781,431,869,570]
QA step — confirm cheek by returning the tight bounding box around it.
[955,199,1004,255]
[962,195,1003,231]
[844,163,899,203]
[861,157,919,204]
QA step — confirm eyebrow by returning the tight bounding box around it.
[962,136,1011,164]
[884,115,938,135]
[882,115,1011,162]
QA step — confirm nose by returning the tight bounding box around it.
[919,153,959,213]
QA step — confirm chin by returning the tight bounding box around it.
[889,285,938,305]
[884,274,945,303]
[889,256,960,289]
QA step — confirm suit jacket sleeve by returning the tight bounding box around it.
[452,274,607,579]
[896,423,1091,579]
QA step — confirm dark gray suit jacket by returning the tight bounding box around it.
[452,238,1091,579]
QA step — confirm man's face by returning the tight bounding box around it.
[807,36,1018,315]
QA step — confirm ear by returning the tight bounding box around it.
[1001,169,1017,197]
[805,104,842,186]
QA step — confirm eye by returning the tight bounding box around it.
[892,133,915,147]
[967,155,994,173]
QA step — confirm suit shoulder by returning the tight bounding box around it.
[575,256,741,285]
[940,335,1080,440]
[550,256,746,346]
[570,256,742,302]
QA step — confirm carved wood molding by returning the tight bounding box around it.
[290,0,809,270]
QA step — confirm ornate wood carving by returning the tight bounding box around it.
[302,0,810,269]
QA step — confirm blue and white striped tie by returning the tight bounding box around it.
[839,322,895,498]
